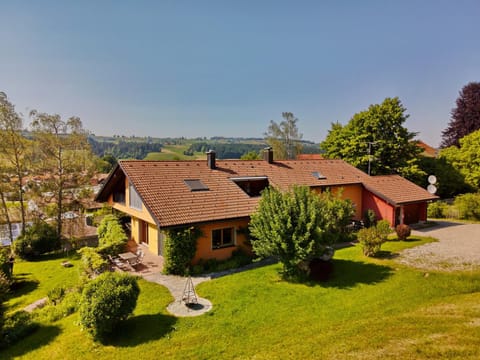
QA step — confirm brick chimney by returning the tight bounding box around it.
[207,150,216,169]
[263,147,273,164]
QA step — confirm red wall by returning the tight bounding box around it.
[362,190,395,226]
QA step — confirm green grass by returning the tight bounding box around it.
[2,238,480,359]
[4,252,82,314]
[143,145,206,161]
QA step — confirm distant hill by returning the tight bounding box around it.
[88,135,321,160]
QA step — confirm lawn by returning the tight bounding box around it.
[2,237,480,359]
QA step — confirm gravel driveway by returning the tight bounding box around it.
[397,221,480,271]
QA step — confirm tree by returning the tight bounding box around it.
[418,156,472,198]
[249,186,354,278]
[320,97,423,180]
[0,92,30,235]
[439,129,480,191]
[30,111,94,237]
[240,151,261,160]
[441,82,480,148]
[79,272,139,341]
[13,220,60,259]
[265,112,303,160]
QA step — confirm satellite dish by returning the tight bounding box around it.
[428,175,437,184]
[427,184,437,194]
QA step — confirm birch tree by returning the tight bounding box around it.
[0,92,30,235]
[265,112,303,160]
[30,111,93,237]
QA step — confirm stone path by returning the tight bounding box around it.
[397,221,480,271]
[141,258,276,317]
[142,272,213,317]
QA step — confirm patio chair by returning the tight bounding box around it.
[108,255,128,270]
[131,252,145,269]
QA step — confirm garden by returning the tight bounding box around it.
[1,234,480,359]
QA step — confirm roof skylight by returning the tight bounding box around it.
[184,179,209,191]
[312,171,327,180]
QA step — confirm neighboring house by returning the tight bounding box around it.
[95,148,437,262]
[417,140,438,157]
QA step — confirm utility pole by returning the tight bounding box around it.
[366,141,377,176]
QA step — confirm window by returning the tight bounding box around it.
[113,190,126,205]
[312,171,327,180]
[129,184,143,210]
[113,179,126,204]
[184,179,209,191]
[231,176,269,197]
[212,227,235,249]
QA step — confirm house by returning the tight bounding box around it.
[95,148,437,262]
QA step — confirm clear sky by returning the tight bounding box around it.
[1,1,479,147]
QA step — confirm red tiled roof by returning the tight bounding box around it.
[417,140,437,157]
[363,175,437,205]
[296,154,324,160]
[97,159,437,227]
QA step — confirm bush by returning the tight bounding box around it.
[13,221,60,259]
[0,311,38,349]
[427,201,448,218]
[395,224,411,241]
[363,209,377,228]
[78,247,109,278]
[193,249,253,275]
[47,286,66,305]
[164,227,201,275]
[454,193,480,220]
[35,291,81,323]
[79,272,139,341]
[97,215,128,256]
[357,220,391,257]
[0,248,13,279]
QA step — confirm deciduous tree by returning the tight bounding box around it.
[441,82,480,148]
[30,111,94,237]
[0,92,31,234]
[249,186,353,278]
[265,112,303,160]
[320,97,423,180]
[439,129,480,191]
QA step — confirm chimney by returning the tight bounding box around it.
[207,150,216,169]
[263,147,273,164]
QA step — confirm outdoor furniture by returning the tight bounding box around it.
[130,250,145,268]
[118,252,138,264]
[108,255,129,271]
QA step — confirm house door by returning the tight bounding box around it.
[139,220,149,244]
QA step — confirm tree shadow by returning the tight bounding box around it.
[7,275,39,299]
[316,259,393,289]
[104,313,177,347]
[0,325,61,360]
[374,250,400,259]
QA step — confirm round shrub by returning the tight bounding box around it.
[395,224,411,241]
[357,220,391,257]
[13,221,60,259]
[79,272,139,341]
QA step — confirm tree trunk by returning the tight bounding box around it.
[0,191,13,243]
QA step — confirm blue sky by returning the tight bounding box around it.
[1,1,479,147]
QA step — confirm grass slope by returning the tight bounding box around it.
[2,238,480,359]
